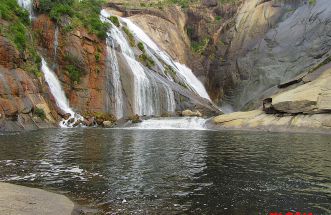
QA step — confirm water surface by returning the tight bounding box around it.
[0,128,330,214]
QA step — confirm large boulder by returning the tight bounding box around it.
[266,67,331,114]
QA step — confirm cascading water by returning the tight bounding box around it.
[17,0,33,19]
[17,0,82,127]
[101,10,176,116]
[41,58,82,127]
[122,18,211,101]
[106,37,124,119]
[122,117,208,130]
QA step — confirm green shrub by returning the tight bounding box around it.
[164,65,176,79]
[109,16,120,27]
[38,0,109,39]
[49,3,73,21]
[66,64,81,83]
[139,53,155,69]
[186,26,194,38]
[95,52,100,62]
[308,0,316,5]
[191,38,210,54]
[8,22,27,51]
[123,27,135,47]
[137,42,145,53]
[34,108,46,120]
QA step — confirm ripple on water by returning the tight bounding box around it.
[0,129,330,214]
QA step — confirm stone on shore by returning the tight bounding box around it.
[0,183,74,215]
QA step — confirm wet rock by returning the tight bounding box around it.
[72,120,82,127]
[103,121,114,128]
[83,117,95,127]
[182,109,203,117]
[63,113,71,120]
[128,114,142,123]
[68,118,75,124]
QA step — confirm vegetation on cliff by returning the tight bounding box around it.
[37,0,109,39]
[0,0,42,77]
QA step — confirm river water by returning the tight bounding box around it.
[0,128,330,214]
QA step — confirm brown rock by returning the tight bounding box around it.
[202,0,218,7]
[0,36,21,69]
[103,120,114,128]
[63,113,71,120]
[182,109,203,117]
[0,98,18,117]
[128,114,142,123]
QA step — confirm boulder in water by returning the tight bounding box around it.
[63,113,71,120]
[72,120,82,127]
[129,114,142,123]
[103,121,115,128]
[67,118,75,124]
[182,110,203,117]
[83,117,95,127]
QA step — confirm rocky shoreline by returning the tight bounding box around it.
[0,183,74,215]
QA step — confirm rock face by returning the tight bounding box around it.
[33,15,110,114]
[207,0,331,110]
[0,36,58,131]
[212,64,331,132]
[33,13,220,120]
[0,183,74,215]
[212,109,331,133]
[129,6,191,65]
[268,67,331,114]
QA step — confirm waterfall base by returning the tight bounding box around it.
[117,117,208,130]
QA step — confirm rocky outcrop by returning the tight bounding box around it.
[208,0,331,110]
[0,36,22,69]
[128,6,191,64]
[211,64,331,133]
[0,35,58,132]
[33,15,110,115]
[265,67,331,114]
[0,183,74,215]
[212,109,331,133]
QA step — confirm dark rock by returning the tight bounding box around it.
[63,113,71,120]
[68,118,75,124]
[202,0,218,7]
[83,117,95,127]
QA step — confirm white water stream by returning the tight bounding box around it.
[41,58,82,127]
[17,0,33,19]
[122,117,208,130]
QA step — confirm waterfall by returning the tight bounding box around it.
[121,18,211,101]
[41,58,82,127]
[17,0,33,19]
[106,38,124,119]
[101,9,176,116]
[122,117,208,130]
[53,26,59,66]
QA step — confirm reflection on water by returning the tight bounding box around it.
[0,129,330,214]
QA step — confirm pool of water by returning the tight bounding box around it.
[0,128,330,214]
